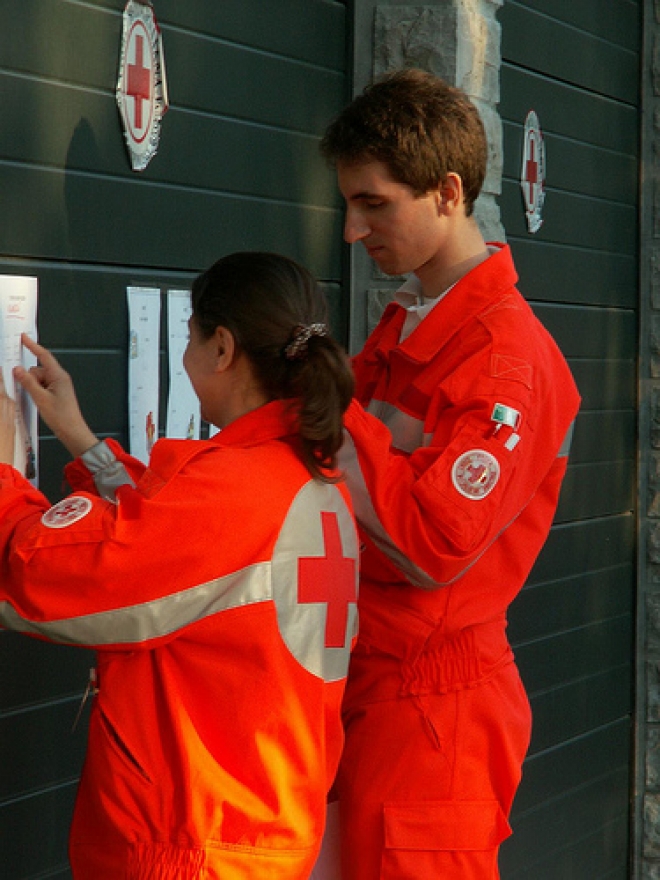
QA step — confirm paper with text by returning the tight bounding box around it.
[166,290,200,440]
[128,287,161,464]
[0,276,38,483]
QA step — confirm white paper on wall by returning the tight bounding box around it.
[127,287,161,463]
[166,289,199,440]
[0,276,38,484]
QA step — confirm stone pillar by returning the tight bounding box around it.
[640,3,660,877]
[362,1,505,335]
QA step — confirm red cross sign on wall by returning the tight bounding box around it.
[116,1,168,172]
[127,33,152,133]
[520,110,545,234]
[298,511,357,648]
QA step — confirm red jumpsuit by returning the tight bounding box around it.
[0,400,359,880]
[335,244,581,878]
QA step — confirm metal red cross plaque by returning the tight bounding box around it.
[117,1,169,172]
[520,110,545,234]
[298,511,358,648]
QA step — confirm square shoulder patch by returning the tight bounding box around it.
[490,354,533,389]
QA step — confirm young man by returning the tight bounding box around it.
[321,69,581,879]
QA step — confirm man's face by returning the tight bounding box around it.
[337,160,443,277]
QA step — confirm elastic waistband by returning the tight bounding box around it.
[345,614,513,707]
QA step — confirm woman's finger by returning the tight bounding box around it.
[21,334,66,374]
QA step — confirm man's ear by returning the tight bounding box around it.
[213,326,237,372]
[435,172,464,214]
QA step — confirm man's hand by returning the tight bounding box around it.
[0,367,16,466]
[15,335,99,459]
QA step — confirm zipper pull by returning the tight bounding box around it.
[72,667,98,732]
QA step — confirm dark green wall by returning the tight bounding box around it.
[497,2,639,878]
[0,2,348,876]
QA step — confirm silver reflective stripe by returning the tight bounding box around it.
[81,440,136,502]
[558,421,575,457]
[338,431,438,589]
[0,563,272,646]
[367,399,425,453]
[0,481,359,683]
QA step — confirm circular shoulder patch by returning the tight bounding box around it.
[42,496,93,529]
[451,449,500,500]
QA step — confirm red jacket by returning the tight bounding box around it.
[339,243,581,689]
[0,400,359,880]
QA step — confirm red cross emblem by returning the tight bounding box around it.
[525,136,538,202]
[127,31,152,134]
[452,449,500,500]
[298,511,357,648]
[42,497,93,529]
[520,110,545,233]
[124,23,154,142]
[116,2,168,172]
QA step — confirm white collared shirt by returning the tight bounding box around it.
[395,275,454,343]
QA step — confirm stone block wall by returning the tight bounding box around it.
[365,1,504,334]
[641,2,660,876]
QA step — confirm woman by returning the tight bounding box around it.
[0,252,358,880]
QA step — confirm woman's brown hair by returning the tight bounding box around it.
[191,252,354,481]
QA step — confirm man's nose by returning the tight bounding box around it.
[344,208,369,244]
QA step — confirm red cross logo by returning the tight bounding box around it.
[127,29,152,134]
[298,511,357,648]
[42,496,92,529]
[525,136,538,201]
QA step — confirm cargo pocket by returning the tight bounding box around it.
[382,800,511,878]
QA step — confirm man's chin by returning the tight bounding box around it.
[367,251,402,276]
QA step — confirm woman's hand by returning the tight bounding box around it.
[0,367,16,466]
[15,335,99,459]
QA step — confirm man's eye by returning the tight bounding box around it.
[366,201,384,209]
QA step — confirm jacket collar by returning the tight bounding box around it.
[211,399,298,448]
[373,243,518,365]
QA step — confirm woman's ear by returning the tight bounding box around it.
[213,326,237,372]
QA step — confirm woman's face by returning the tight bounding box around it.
[183,316,219,424]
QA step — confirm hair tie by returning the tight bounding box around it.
[284,323,328,361]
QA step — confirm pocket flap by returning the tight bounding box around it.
[384,800,512,851]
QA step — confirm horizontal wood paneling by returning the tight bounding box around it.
[0,163,342,278]
[0,634,90,711]
[500,65,638,157]
[0,74,341,207]
[502,816,628,880]
[0,4,349,876]
[498,3,637,872]
[556,460,634,521]
[0,703,88,803]
[82,0,347,71]
[505,0,640,52]
[501,2,639,104]
[0,0,347,278]
[510,563,634,644]
[526,666,632,754]
[0,782,77,878]
[531,304,636,360]
[501,772,629,880]
[567,358,636,412]
[509,240,637,309]
[514,720,631,811]
[514,617,632,697]
[569,411,636,463]
[529,515,635,585]
[503,122,637,207]
[502,180,637,254]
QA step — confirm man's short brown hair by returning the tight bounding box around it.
[321,68,487,216]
